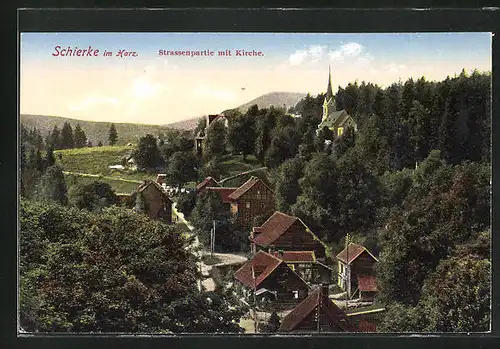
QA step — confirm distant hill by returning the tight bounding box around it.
[228,91,307,114]
[164,91,307,131]
[20,114,172,146]
[164,117,202,131]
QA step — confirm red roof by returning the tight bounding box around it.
[336,243,377,265]
[357,320,377,333]
[279,286,353,332]
[205,187,237,204]
[196,177,219,191]
[135,180,172,202]
[228,176,272,200]
[252,211,297,247]
[357,275,377,292]
[273,251,316,263]
[234,251,283,289]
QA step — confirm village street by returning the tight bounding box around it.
[172,202,248,292]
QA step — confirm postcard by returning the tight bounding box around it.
[18,30,492,335]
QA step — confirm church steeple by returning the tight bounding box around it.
[326,65,333,100]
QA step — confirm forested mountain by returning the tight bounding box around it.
[21,114,171,146]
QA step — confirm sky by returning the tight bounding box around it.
[20,32,492,125]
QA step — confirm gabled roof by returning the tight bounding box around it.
[252,211,297,247]
[136,180,172,201]
[234,251,284,289]
[319,110,348,129]
[205,187,237,204]
[357,275,377,292]
[279,286,353,332]
[228,176,273,200]
[336,243,378,265]
[196,176,220,191]
[273,251,316,263]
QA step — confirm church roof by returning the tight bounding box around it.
[326,66,334,100]
[318,109,349,129]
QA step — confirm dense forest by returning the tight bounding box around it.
[184,69,491,332]
[19,69,491,332]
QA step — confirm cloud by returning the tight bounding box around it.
[288,45,327,66]
[385,63,408,73]
[289,50,308,66]
[328,42,364,61]
[68,96,120,112]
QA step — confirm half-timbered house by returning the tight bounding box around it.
[336,243,378,301]
[234,250,310,306]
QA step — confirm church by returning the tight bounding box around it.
[317,67,357,137]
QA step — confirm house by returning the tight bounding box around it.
[234,250,310,306]
[317,66,358,137]
[228,176,275,225]
[250,211,327,260]
[273,250,333,286]
[195,176,220,192]
[336,243,378,301]
[133,179,173,224]
[279,284,354,333]
[156,174,167,185]
[194,175,275,226]
[195,114,229,154]
[204,186,238,209]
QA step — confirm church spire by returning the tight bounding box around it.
[326,65,333,100]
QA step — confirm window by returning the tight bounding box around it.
[337,127,344,137]
[261,202,265,208]
[246,202,251,209]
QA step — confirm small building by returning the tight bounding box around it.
[317,66,358,137]
[273,250,333,286]
[251,211,327,260]
[336,243,378,300]
[279,284,354,333]
[156,174,167,185]
[134,179,173,224]
[234,250,310,306]
[195,176,220,192]
[195,114,229,155]
[204,186,238,209]
[228,176,275,226]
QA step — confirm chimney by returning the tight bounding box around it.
[278,249,284,259]
[321,283,330,298]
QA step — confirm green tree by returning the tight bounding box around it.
[71,181,119,211]
[48,125,62,150]
[190,191,241,252]
[204,120,227,160]
[33,165,68,205]
[108,123,118,146]
[274,157,304,213]
[166,151,198,187]
[60,122,74,149]
[19,200,246,333]
[176,191,197,218]
[264,125,301,168]
[73,124,88,148]
[45,148,56,168]
[227,109,257,160]
[132,134,163,170]
[292,153,339,241]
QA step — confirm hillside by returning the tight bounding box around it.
[20,114,172,146]
[228,91,307,114]
[164,91,307,131]
[163,117,202,131]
